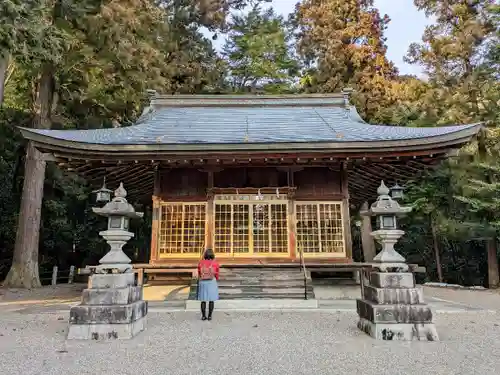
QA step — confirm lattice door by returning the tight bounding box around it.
[213,199,289,256]
[158,202,207,257]
[295,202,345,256]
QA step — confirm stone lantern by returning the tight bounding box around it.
[93,178,113,204]
[361,181,412,272]
[389,182,404,200]
[357,180,438,341]
[92,182,143,273]
[68,183,147,340]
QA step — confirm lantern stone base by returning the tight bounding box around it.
[357,271,439,341]
[357,318,438,341]
[67,272,147,340]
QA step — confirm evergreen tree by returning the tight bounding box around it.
[4,0,170,288]
[222,4,299,92]
[406,0,499,125]
[0,1,46,105]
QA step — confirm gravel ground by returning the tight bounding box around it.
[1,310,500,375]
[423,287,500,311]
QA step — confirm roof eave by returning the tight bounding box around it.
[19,123,483,157]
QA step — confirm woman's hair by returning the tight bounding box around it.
[203,248,215,260]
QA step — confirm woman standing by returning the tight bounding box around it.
[197,248,220,321]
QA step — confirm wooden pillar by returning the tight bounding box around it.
[149,166,161,264]
[206,170,214,249]
[287,168,296,260]
[341,162,353,260]
[360,201,376,262]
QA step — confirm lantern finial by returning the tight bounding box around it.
[377,180,390,196]
[115,182,127,199]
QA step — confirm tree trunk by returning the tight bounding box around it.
[3,64,54,288]
[3,143,46,288]
[430,218,443,283]
[486,239,499,289]
[0,53,9,106]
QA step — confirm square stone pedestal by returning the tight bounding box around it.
[357,271,438,341]
[67,272,147,340]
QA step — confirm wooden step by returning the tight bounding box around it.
[219,296,314,301]
[189,266,315,300]
[218,280,308,287]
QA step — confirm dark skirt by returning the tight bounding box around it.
[197,279,219,301]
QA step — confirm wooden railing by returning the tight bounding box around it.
[298,244,308,300]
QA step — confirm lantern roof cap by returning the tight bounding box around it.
[92,183,144,219]
[361,180,412,216]
[92,179,113,194]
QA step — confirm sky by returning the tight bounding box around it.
[212,0,433,76]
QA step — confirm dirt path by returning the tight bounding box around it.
[0,284,84,304]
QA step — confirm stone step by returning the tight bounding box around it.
[190,267,314,300]
[189,286,314,299]
[163,300,187,308]
[220,294,314,300]
[219,287,310,294]
[220,274,305,280]
[220,266,302,273]
[221,269,303,274]
[185,299,318,310]
[312,278,358,286]
[217,280,309,287]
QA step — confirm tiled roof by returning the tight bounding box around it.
[22,97,479,145]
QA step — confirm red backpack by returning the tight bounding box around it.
[199,261,215,280]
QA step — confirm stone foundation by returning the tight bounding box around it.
[358,318,439,341]
[68,272,147,340]
[357,271,438,341]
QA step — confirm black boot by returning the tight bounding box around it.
[201,302,207,320]
[208,301,214,320]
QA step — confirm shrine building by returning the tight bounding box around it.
[20,93,481,267]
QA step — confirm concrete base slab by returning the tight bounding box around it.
[90,273,135,289]
[69,300,147,324]
[81,286,143,305]
[185,299,318,311]
[363,285,424,304]
[67,316,146,340]
[358,317,439,341]
[369,272,415,288]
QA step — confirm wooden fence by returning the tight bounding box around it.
[39,266,76,286]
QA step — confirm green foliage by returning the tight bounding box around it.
[222,4,299,92]
[0,108,28,276]
[293,0,399,120]
[405,0,499,126]
[0,0,498,287]
[0,0,252,280]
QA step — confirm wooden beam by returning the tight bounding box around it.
[153,165,161,197]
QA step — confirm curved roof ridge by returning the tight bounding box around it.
[348,106,367,124]
[135,103,156,124]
